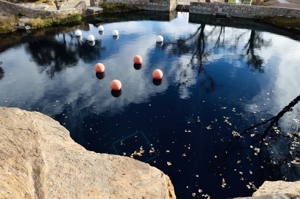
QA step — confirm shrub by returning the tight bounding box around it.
[0,15,18,34]
[28,14,82,29]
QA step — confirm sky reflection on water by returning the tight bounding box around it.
[1,12,300,199]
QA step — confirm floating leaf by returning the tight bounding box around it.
[206,125,212,130]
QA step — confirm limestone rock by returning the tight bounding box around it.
[253,181,300,199]
[235,193,291,199]
[0,107,176,199]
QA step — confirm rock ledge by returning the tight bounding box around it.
[0,107,176,199]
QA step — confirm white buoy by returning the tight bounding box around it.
[75,29,82,36]
[112,30,119,36]
[98,25,104,31]
[156,35,163,43]
[87,35,95,42]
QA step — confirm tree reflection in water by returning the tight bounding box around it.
[161,23,272,95]
[162,24,218,93]
[210,94,300,192]
[25,32,105,79]
[232,29,272,73]
[0,61,4,80]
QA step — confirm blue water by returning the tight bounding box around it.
[1,12,300,198]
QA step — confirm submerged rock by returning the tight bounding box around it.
[0,107,176,199]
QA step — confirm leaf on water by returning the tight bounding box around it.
[201,194,211,199]
[206,125,212,130]
[291,160,300,164]
[254,148,260,153]
[221,178,226,188]
[232,131,242,137]
[149,147,155,154]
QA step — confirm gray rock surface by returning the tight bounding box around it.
[0,107,176,199]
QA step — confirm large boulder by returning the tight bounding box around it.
[252,181,300,199]
[0,107,176,199]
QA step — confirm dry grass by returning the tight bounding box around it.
[28,17,51,28]
[28,14,82,29]
[0,15,18,34]
[47,0,55,6]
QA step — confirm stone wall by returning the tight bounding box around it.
[188,13,300,41]
[189,2,300,19]
[98,0,177,12]
[0,0,86,18]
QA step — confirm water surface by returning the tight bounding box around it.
[1,12,300,199]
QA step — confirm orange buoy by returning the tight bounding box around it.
[152,69,163,79]
[110,80,122,91]
[133,55,142,64]
[94,63,105,73]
